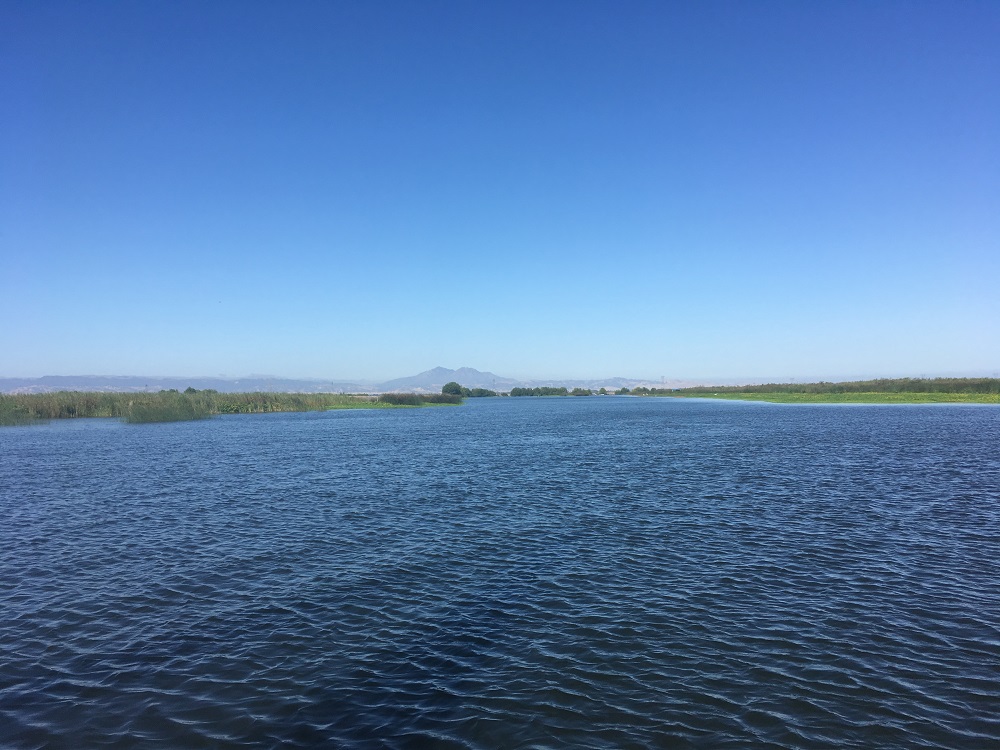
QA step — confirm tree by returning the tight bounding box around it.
[442,381,464,396]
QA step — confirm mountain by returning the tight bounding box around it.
[376,366,519,393]
[0,369,699,395]
[376,368,697,393]
[0,375,370,395]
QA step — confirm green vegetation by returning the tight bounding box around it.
[0,389,460,426]
[674,391,1000,404]
[441,382,499,397]
[378,392,462,406]
[626,386,674,396]
[509,386,570,397]
[123,390,214,423]
[613,386,674,395]
[507,386,593,397]
[8,377,993,425]
[669,378,1000,404]
[0,398,36,426]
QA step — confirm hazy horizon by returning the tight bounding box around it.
[3,365,999,389]
[4,2,997,380]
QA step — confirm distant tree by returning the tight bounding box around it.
[467,388,498,397]
[442,381,464,396]
[616,387,630,395]
[598,388,608,395]
[184,387,198,394]
[509,386,571,397]
[570,387,592,396]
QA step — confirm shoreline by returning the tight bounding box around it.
[668,392,1000,404]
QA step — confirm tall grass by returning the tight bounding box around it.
[377,393,462,406]
[122,393,214,423]
[0,396,39,426]
[0,389,460,425]
[669,378,1000,403]
[675,377,1000,396]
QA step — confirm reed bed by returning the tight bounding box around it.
[669,377,1000,403]
[0,390,459,425]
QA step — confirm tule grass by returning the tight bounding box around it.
[0,390,462,425]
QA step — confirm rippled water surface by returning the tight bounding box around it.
[2,397,999,748]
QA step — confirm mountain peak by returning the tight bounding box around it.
[377,366,512,392]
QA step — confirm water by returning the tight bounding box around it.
[2,397,999,748]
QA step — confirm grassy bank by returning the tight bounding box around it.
[669,378,1000,404]
[0,390,462,425]
[671,391,1000,404]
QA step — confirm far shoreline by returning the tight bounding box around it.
[665,392,1000,404]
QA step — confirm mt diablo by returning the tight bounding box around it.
[0,367,692,395]
[382,367,692,393]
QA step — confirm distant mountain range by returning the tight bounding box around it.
[0,367,696,395]
[378,366,695,393]
[0,375,369,395]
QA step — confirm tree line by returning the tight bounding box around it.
[674,378,1000,395]
[509,387,596,396]
[441,382,499,397]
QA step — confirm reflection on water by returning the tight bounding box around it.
[2,399,999,748]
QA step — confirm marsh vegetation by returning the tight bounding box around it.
[0,389,461,425]
[669,378,1000,403]
[509,386,571,397]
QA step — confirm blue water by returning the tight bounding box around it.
[2,397,999,748]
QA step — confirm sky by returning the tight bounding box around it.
[3,1,998,383]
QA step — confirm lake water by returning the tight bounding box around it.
[2,397,999,748]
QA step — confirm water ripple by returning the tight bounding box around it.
[2,399,999,748]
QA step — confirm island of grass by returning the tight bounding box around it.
[0,389,461,425]
[662,378,1000,404]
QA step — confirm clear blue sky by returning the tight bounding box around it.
[3,1,998,382]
